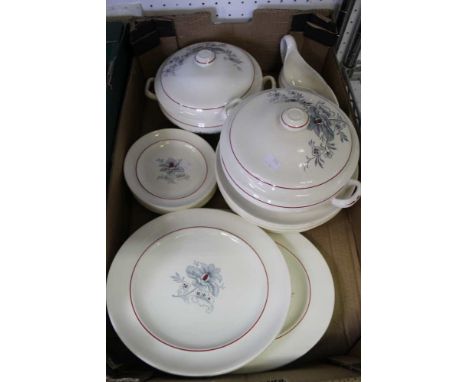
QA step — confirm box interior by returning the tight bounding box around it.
[107,9,360,381]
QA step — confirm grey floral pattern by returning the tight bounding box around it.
[162,42,244,76]
[172,261,225,313]
[155,157,189,184]
[267,89,350,169]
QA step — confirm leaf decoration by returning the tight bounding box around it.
[267,89,350,169]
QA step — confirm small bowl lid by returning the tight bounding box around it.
[157,42,256,110]
[221,88,358,205]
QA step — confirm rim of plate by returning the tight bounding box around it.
[237,232,335,373]
[106,209,291,376]
[274,241,311,339]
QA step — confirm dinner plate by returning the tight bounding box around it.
[237,232,335,373]
[106,209,291,376]
[124,129,216,214]
[216,148,359,232]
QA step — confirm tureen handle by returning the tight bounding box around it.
[144,77,157,101]
[280,35,298,63]
[262,75,276,90]
[331,179,361,209]
[224,98,243,116]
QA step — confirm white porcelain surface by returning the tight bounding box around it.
[106,209,291,376]
[219,87,360,213]
[238,232,334,373]
[160,44,255,109]
[216,148,359,233]
[279,35,339,105]
[124,129,216,214]
[145,42,271,134]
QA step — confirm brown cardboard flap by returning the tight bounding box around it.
[300,35,331,74]
[173,10,295,73]
[296,211,361,364]
[131,9,339,74]
[137,36,179,79]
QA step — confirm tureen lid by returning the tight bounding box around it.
[225,88,356,190]
[157,42,255,109]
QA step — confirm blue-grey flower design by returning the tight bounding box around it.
[305,140,337,169]
[267,89,350,170]
[171,261,225,313]
[155,157,190,184]
[162,42,244,76]
[186,263,222,297]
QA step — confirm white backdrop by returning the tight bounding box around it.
[106,0,342,21]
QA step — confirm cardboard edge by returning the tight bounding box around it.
[107,60,145,270]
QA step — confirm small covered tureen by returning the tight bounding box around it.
[145,42,274,134]
[217,88,360,231]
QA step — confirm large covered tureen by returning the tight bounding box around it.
[217,87,361,232]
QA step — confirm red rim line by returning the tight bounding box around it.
[221,155,348,209]
[129,226,270,352]
[134,139,209,201]
[274,242,312,340]
[161,107,223,129]
[280,113,310,129]
[227,110,354,190]
[159,53,256,111]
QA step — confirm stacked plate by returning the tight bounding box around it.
[124,129,217,214]
[107,209,334,376]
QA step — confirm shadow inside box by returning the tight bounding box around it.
[106,313,154,379]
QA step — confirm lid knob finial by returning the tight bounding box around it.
[280,107,309,131]
[195,49,216,66]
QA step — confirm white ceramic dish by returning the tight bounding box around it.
[216,148,358,233]
[218,88,360,213]
[145,42,274,134]
[278,35,339,105]
[238,232,334,373]
[124,129,216,214]
[106,209,291,377]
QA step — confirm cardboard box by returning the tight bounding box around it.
[107,22,131,183]
[107,9,361,382]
